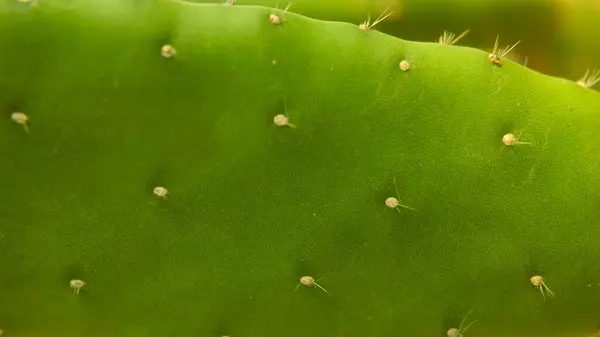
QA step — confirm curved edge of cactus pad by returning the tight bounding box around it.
[1,1,600,337]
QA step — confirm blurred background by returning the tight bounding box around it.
[192,0,600,85]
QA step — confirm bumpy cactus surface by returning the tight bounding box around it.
[1,1,600,337]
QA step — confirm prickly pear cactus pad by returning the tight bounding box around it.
[1,1,600,337]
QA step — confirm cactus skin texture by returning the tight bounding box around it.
[2,0,600,337]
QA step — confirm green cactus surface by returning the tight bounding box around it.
[1,1,600,337]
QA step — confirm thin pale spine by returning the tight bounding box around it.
[498,40,521,58]
[451,29,470,45]
[313,281,332,295]
[370,5,392,28]
[539,284,546,299]
[543,283,555,298]
[361,5,392,30]
[397,203,416,211]
[589,69,600,88]
[284,2,292,13]
[459,309,476,335]
[278,2,292,15]
[282,97,296,128]
[515,129,532,145]
[392,176,416,212]
[492,35,499,55]
[460,319,477,335]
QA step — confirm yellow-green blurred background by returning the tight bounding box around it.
[194,0,600,84]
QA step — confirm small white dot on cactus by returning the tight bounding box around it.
[161,44,176,58]
[385,196,415,212]
[502,133,531,146]
[273,114,296,128]
[273,114,288,126]
[269,3,291,25]
[70,279,85,296]
[531,275,555,299]
[11,112,28,124]
[295,276,331,295]
[269,14,282,24]
[386,177,416,212]
[502,133,516,146]
[153,186,168,198]
[11,112,30,133]
[385,197,399,208]
[399,60,411,71]
[446,328,459,337]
